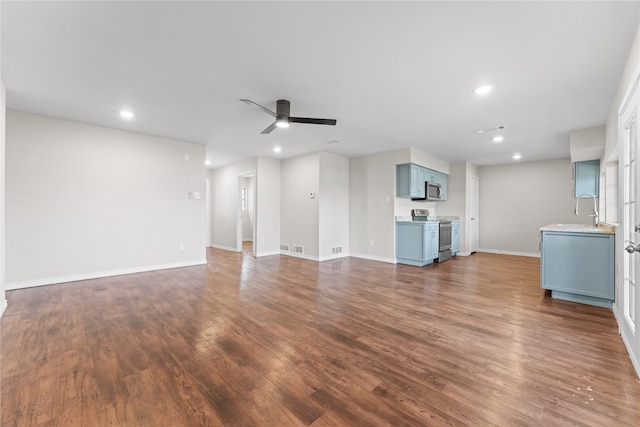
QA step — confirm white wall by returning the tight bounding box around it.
[209,157,257,251]
[350,148,409,262]
[438,162,467,251]
[5,111,207,288]
[255,156,281,257]
[0,81,6,314]
[570,125,605,162]
[281,153,320,259]
[209,156,281,256]
[410,147,450,175]
[319,152,349,260]
[478,158,591,256]
[605,26,640,162]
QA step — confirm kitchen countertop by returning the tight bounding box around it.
[395,216,461,223]
[540,223,616,235]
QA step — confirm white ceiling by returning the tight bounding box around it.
[2,1,639,168]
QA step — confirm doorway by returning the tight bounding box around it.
[620,72,640,375]
[238,171,256,255]
[469,175,479,253]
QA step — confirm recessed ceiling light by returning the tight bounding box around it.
[119,110,134,119]
[493,136,504,143]
[273,147,282,153]
[474,85,493,96]
[513,153,522,160]
[204,160,211,166]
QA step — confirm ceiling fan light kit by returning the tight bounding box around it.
[240,98,336,134]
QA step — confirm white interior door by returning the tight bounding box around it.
[469,175,479,253]
[206,178,211,247]
[620,74,640,376]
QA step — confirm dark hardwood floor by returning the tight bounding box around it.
[2,248,639,426]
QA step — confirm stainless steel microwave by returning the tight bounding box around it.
[425,181,442,201]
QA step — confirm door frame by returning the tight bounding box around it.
[617,71,640,377]
[237,170,257,256]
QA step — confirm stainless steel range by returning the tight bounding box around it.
[436,221,452,263]
[411,209,452,263]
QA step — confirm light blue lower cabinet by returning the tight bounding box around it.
[540,231,614,308]
[396,222,439,267]
[451,221,460,256]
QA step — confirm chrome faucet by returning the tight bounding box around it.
[574,194,599,226]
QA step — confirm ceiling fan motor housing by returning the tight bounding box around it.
[276,99,291,124]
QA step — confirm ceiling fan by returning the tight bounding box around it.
[240,99,337,134]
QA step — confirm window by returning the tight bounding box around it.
[241,187,247,211]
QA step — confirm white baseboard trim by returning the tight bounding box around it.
[255,250,280,258]
[319,253,350,262]
[613,304,640,379]
[478,248,541,258]
[619,324,640,379]
[209,243,240,252]
[5,259,207,290]
[349,253,397,264]
[280,252,319,261]
[613,302,621,324]
[0,299,7,317]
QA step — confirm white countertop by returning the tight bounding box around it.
[540,223,616,235]
[395,216,461,223]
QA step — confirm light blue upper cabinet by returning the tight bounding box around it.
[396,163,449,200]
[574,160,600,197]
[439,172,448,201]
[397,163,425,199]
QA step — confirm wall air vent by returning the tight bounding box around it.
[280,243,290,252]
[292,245,304,254]
[331,246,343,255]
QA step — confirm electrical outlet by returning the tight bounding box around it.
[179,243,184,251]
[184,154,190,161]
[369,240,374,246]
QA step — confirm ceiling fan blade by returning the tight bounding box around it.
[239,99,276,117]
[261,122,278,134]
[289,117,337,126]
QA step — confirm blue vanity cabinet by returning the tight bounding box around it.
[540,230,614,308]
[396,222,439,266]
[451,221,460,255]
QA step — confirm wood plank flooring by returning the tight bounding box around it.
[2,248,640,426]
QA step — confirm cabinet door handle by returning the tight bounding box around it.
[635,224,640,233]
